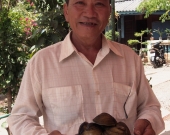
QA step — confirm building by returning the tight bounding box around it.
[115,0,170,47]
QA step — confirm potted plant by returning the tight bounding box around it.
[128,29,149,56]
[153,28,165,40]
[165,28,170,40]
[145,28,154,40]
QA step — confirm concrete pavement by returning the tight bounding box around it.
[0,117,8,135]
[144,64,170,135]
[145,64,170,86]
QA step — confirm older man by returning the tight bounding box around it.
[8,0,164,135]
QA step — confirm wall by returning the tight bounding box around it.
[152,21,170,40]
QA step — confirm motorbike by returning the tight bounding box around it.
[149,41,166,68]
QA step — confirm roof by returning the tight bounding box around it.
[115,0,144,15]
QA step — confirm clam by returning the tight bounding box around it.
[93,113,131,135]
[78,113,131,135]
[104,122,131,135]
[78,122,103,135]
[116,122,131,135]
[93,112,117,127]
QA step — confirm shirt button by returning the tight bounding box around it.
[96,91,100,95]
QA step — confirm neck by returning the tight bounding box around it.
[71,32,103,64]
[71,32,102,52]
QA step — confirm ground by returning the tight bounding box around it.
[153,80,170,112]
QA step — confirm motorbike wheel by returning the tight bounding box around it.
[155,61,163,68]
[151,61,157,68]
[163,59,166,64]
[153,63,157,68]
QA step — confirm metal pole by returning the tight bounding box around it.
[111,0,115,41]
[0,0,2,10]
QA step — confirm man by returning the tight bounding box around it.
[7,0,164,135]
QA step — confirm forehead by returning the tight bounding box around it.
[69,0,110,3]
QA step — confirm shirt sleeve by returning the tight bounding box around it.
[7,60,49,135]
[135,56,165,134]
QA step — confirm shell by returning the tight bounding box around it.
[93,112,117,127]
[78,122,103,135]
[104,122,131,135]
[116,122,131,135]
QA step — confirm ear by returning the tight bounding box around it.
[63,3,69,22]
[109,4,111,14]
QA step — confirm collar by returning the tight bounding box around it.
[59,31,123,62]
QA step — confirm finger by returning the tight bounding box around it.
[49,130,62,135]
[134,119,150,135]
[143,124,156,135]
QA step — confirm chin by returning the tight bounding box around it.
[81,31,101,37]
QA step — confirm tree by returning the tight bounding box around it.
[28,0,69,56]
[0,0,70,113]
[0,0,36,113]
[127,29,149,56]
[137,0,170,22]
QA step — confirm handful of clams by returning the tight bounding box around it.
[78,113,131,135]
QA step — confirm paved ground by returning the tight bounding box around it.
[144,64,170,135]
[0,64,170,135]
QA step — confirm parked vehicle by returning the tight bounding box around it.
[149,41,166,68]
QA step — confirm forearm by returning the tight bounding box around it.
[137,106,165,134]
[7,61,48,135]
[8,115,48,135]
[136,57,165,134]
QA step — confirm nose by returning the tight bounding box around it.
[83,4,97,18]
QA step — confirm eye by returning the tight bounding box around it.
[95,2,105,7]
[75,1,85,5]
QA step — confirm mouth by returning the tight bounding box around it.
[79,22,97,27]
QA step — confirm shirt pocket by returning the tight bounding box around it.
[113,82,137,120]
[47,85,85,128]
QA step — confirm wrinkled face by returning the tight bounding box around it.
[63,0,111,39]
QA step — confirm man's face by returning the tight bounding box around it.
[63,0,111,39]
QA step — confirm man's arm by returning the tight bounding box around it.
[134,119,155,135]
[7,61,49,135]
[135,56,165,134]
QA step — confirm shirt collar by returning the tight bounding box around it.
[59,31,123,62]
[102,34,123,57]
[59,32,75,62]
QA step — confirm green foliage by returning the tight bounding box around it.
[0,1,36,112]
[127,40,139,46]
[0,8,28,91]
[0,0,69,113]
[1,121,8,129]
[165,28,170,34]
[0,0,70,113]
[105,30,119,41]
[153,28,165,37]
[127,29,149,55]
[137,0,170,22]
[145,28,153,37]
[27,0,69,56]
[129,30,148,46]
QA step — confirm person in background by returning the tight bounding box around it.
[7,0,165,135]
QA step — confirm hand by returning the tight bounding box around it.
[49,130,62,135]
[134,119,156,135]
